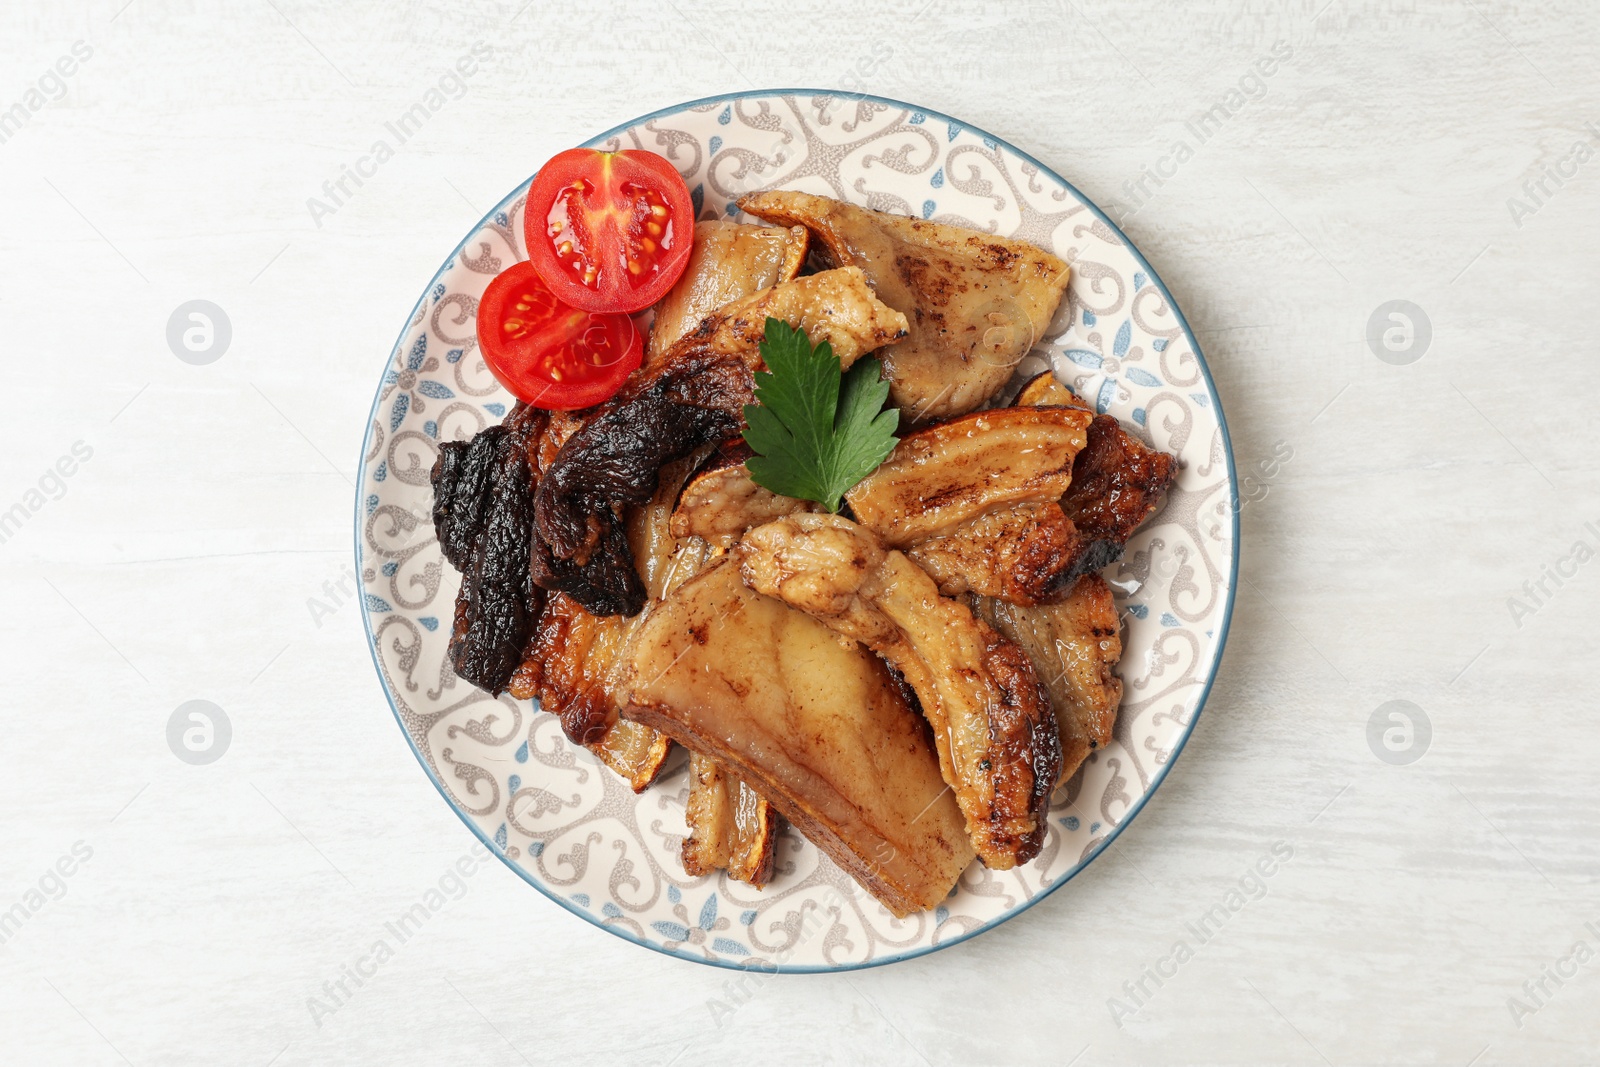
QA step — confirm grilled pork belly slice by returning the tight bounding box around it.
[670,442,819,549]
[647,220,809,364]
[681,753,778,887]
[968,574,1122,785]
[620,559,973,916]
[845,405,1092,547]
[534,267,909,617]
[906,502,1080,605]
[1016,371,1177,573]
[737,514,1060,869]
[738,190,1069,421]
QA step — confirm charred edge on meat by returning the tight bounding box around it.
[439,405,546,696]
[532,356,750,616]
[431,425,506,572]
[979,632,1059,861]
[1062,414,1177,568]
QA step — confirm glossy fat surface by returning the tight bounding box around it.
[621,560,972,916]
[846,405,1092,546]
[681,752,777,886]
[646,220,808,364]
[736,513,1059,870]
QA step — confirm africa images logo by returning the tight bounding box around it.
[1107,842,1295,1027]
[1115,41,1294,221]
[0,40,93,146]
[1505,122,1600,229]
[305,43,494,228]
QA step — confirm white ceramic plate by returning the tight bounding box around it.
[356,90,1238,972]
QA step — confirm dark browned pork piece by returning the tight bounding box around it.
[1016,372,1176,573]
[432,404,547,696]
[1065,416,1178,566]
[531,358,750,616]
[431,424,506,572]
[533,268,907,617]
[969,574,1123,785]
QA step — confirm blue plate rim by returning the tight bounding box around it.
[354,87,1240,974]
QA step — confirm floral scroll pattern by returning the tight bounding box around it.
[357,92,1237,972]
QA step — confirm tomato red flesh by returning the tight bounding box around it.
[477,261,640,411]
[526,149,694,314]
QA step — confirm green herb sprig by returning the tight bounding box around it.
[741,318,899,512]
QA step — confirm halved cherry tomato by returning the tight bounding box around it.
[524,148,695,314]
[476,261,641,411]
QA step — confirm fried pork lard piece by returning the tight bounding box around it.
[534,267,907,616]
[842,402,1102,606]
[681,753,778,887]
[739,190,1070,421]
[845,405,1092,546]
[968,575,1122,785]
[906,501,1080,605]
[737,513,1060,869]
[646,220,808,363]
[1016,371,1176,571]
[621,560,973,916]
[669,442,820,549]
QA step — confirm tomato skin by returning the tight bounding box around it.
[476,261,641,411]
[524,148,695,314]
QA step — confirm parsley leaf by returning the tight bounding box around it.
[741,318,899,512]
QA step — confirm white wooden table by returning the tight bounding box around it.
[2,1,1596,1063]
